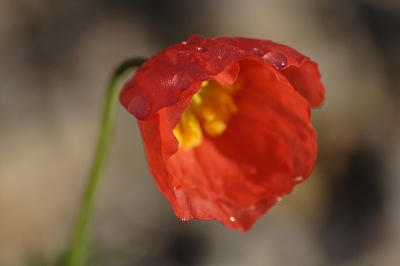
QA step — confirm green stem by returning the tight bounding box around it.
[66,58,146,266]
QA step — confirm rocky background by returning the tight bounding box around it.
[1,0,400,265]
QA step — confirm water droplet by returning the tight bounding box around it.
[182,41,187,45]
[263,52,288,69]
[128,95,150,120]
[172,72,193,91]
[214,36,238,46]
[230,217,236,222]
[218,52,230,60]
[295,176,303,182]
[250,47,265,56]
[187,34,206,44]
[277,197,282,202]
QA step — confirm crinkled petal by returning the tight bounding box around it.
[165,58,316,231]
[121,35,324,232]
[214,37,325,107]
[120,36,248,120]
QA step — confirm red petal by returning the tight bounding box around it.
[280,62,324,107]
[165,58,316,231]
[121,35,324,231]
[214,37,325,107]
[120,37,248,120]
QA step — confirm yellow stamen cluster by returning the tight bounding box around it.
[173,79,241,149]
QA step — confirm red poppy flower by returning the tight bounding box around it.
[120,34,324,232]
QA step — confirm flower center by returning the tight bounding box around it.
[173,79,241,149]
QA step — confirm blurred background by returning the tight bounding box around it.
[1,0,400,265]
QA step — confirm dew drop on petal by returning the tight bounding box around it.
[218,52,230,60]
[172,71,193,91]
[263,51,288,69]
[295,176,303,182]
[277,197,282,202]
[128,95,150,120]
[187,34,206,44]
[230,217,236,222]
[250,47,265,56]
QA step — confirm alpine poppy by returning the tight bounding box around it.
[120,34,324,232]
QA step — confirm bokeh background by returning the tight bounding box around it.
[1,0,400,265]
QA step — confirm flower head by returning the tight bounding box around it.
[120,34,324,232]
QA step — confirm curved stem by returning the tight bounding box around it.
[66,58,146,266]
